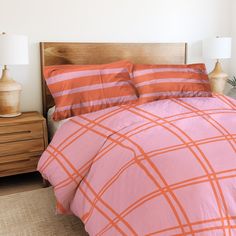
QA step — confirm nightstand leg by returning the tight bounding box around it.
[42,178,50,187]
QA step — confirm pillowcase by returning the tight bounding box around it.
[44,61,138,121]
[132,63,212,103]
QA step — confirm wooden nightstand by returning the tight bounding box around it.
[0,112,48,177]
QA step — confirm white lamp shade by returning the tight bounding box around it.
[202,37,232,59]
[0,34,29,65]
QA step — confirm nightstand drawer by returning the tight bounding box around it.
[0,153,41,177]
[0,139,45,157]
[0,122,43,143]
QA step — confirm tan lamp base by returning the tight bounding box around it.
[0,66,22,117]
[208,61,228,94]
[0,112,22,118]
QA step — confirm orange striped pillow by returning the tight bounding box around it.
[44,61,138,121]
[132,63,212,103]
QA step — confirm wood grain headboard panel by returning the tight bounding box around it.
[40,42,187,117]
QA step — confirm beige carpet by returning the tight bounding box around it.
[0,187,88,236]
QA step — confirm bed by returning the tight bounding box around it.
[38,42,236,235]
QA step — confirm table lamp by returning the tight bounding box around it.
[203,37,232,94]
[0,33,28,117]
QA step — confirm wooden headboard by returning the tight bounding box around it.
[40,42,187,117]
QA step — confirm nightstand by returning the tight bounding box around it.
[0,112,48,177]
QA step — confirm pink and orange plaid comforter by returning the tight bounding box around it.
[38,95,236,236]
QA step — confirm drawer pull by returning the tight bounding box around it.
[0,158,30,165]
[0,153,41,164]
[0,130,31,136]
[0,123,43,144]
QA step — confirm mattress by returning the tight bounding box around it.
[47,106,70,140]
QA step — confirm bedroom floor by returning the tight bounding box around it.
[0,172,44,196]
[0,173,88,235]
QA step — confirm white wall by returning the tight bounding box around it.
[231,0,236,76]
[0,0,233,113]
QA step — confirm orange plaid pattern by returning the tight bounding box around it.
[38,94,236,235]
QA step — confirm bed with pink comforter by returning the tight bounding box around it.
[38,95,236,236]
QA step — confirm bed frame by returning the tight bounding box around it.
[40,42,187,117]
